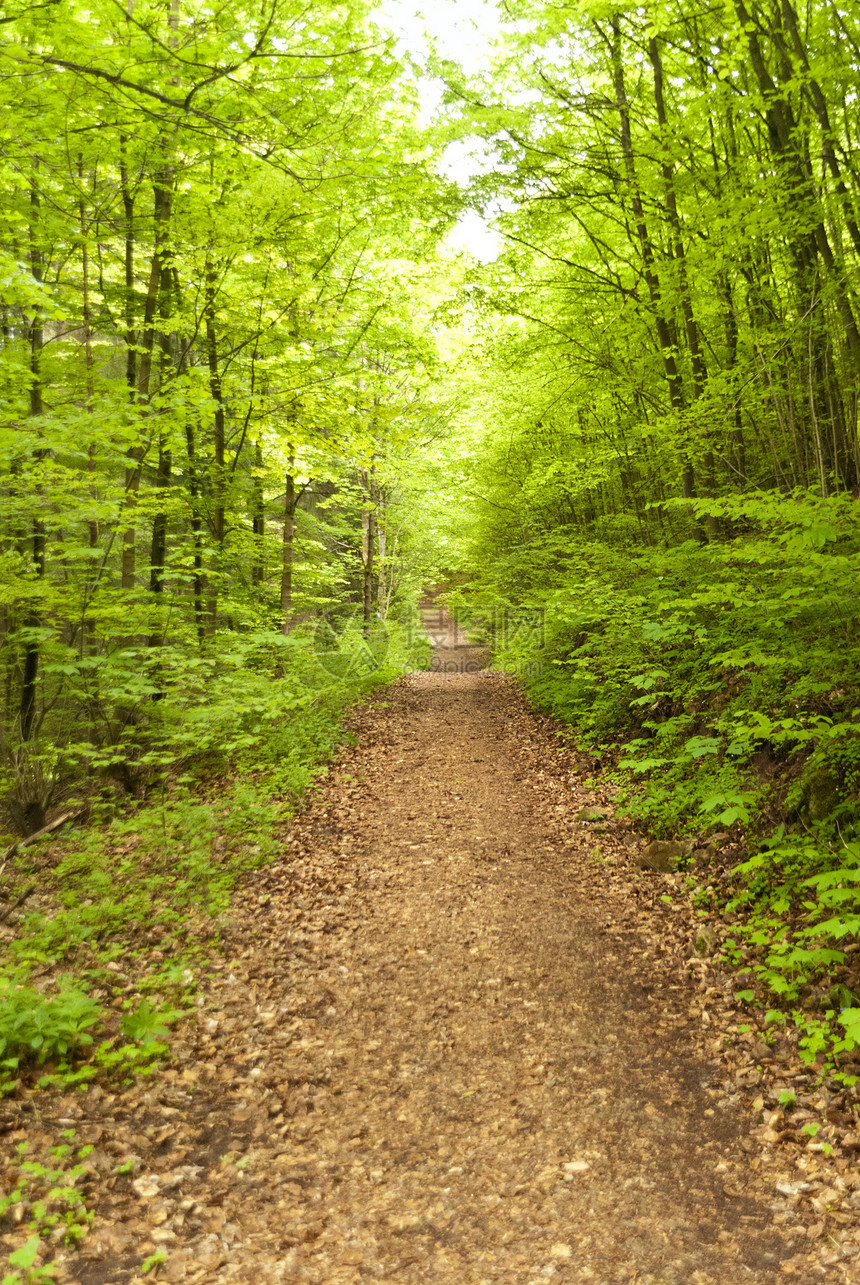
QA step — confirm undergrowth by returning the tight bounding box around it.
[0,609,430,1275]
[0,614,429,1093]
[451,489,860,1078]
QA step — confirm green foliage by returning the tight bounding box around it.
[2,1232,57,1285]
[0,1134,96,1281]
[0,599,425,1098]
[120,1000,181,1047]
[141,1251,167,1275]
[0,0,454,851]
[454,491,858,835]
[0,980,101,1065]
[448,488,860,1069]
[724,833,860,1059]
[427,0,860,1083]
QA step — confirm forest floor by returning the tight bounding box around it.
[4,616,860,1285]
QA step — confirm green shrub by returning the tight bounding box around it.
[0,980,102,1065]
[455,488,860,1069]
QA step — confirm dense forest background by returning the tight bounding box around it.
[2,0,860,1101]
[432,0,860,1067]
[0,0,457,830]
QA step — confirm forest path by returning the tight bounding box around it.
[68,673,836,1285]
[417,597,488,673]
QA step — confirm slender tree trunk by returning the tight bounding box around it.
[20,176,45,741]
[148,437,172,648]
[78,157,100,670]
[361,461,375,637]
[145,243,182,658]
[119,136,137,395]
[281,446,297,635]
[720,274,748,485]
[648,34,717,531]
[205,256,226,548]
[376,503,387,615]
[184,418,206,644]
[122,167,172,590]
[648,36,707,398]
[204,255,226,631]
[252,438,265,586]
[149,442,171,598]
[78,157,99,556]
[609,16,698,508]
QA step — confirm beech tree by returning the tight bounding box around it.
[0,0,454,811]
[438,0,860,538]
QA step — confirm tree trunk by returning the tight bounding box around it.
[119,136,137,395]
[20,176,45,742]
[252,438,265,586]
[376,503,387,615]
[184,418,206,644]
[647,36,716,532]
[281,447,296,635]
[149,444,171,600]
[122,168,172,590]
[205,256,226,548]
[78,157,99,556]
[145,226,179,653]
[648,35,707,399]
[361,462,375,637]
[204,256,226,632]
[609,17,698,508]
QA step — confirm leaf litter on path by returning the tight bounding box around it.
[3,671,858,1284]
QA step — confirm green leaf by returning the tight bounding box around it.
[8,1238,40,1269]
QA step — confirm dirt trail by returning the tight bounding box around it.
[248,673,809,1285]
[48,649,850,1283]
[418,598,488,673]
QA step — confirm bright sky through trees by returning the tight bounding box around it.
[376,0,501,75]
[375,0,504,260]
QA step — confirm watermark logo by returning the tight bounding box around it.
[493,606,545,653]
[448,606,545,650]
[312,610,390,678]
[311,603,546,678]
[420,603,546,676]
